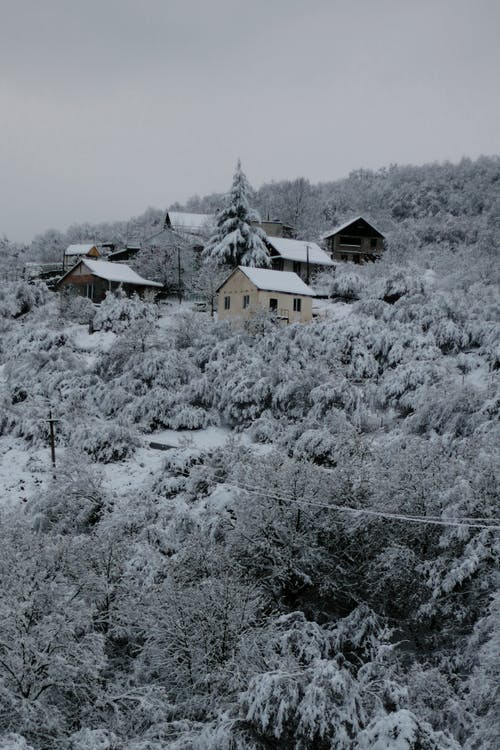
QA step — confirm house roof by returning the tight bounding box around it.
[234,266,315,296]
[266,237,333,266]
[165,211,215,234]
[79,259,163,287]
[65,243,98,256]
[321,216,384,240]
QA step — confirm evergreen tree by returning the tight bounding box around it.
[203,160,270,268]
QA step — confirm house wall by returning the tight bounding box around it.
[217,269,312,324]
[271,257,328,281]
[251,220,294,238]
[330,235,383,262]
[58,270,110,302]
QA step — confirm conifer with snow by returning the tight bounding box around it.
[203,160,270,267]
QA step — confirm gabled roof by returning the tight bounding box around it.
[321,216,384,240]
[60,259,163,287]
[219,266,315,296]
[65,243,98,256]
[165,211,215,234]
[265,237,333,266]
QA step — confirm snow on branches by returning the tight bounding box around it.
[203,160,270,268]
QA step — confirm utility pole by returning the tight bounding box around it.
[46,410,59,477]
[177,245,182,304]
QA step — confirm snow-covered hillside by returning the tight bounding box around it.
[0,161,499,748]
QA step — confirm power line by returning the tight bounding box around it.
[209,471,499,524]
[208,473,500,531]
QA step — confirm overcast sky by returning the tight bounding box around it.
[1,0,499,242]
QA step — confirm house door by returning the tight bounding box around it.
[269,298,278,311]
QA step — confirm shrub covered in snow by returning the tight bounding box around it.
[329,271,364,301]
[68,419,140,462]
[93,290,157,334]
[0,281,48,318]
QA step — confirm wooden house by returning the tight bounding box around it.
[322,217,384,263]
[57,259,163,302]
[265,237,334,281]
[63,243,100,271]
[217,266,314,324]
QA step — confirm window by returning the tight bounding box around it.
[269,298,278,311]
[293,261,301,274]
[242,294,250,309]
[340,235,362,247]
[274,258,284,271]
[85,283,94,299]
[370,238,377,249]
[293,298,302,312]
[224,296,230,310]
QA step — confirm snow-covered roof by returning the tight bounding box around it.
[321,216,384,239]
[166,212,214,234]
[81,259,163,287]
[65,243,98,256]
[237,266,315,296]
[266,237,333,266]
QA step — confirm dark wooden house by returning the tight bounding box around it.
[322,217,384,263]
[57,259,163,302]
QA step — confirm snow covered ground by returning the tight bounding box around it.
[0,437,50,507]
[149,425,249,450]
[314,298,355,319]
[0,425,268,509]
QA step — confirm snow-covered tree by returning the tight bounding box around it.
[189,257,228,315]
[203,161,270,268]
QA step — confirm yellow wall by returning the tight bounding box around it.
[217,269,313,324]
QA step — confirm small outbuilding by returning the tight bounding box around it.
[217,266,315,324]
[57,259,163,302]
[265,237,334,281]
[321,217,384,263]
[63,243,100,271]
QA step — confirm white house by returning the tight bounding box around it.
[217,266,315,324]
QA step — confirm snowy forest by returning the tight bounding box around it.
[0,156,499,749]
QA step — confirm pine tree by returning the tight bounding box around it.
[203,160,270,268]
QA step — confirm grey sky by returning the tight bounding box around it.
[1,0,499,242]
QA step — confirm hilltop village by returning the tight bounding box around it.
[23,164,387,326]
